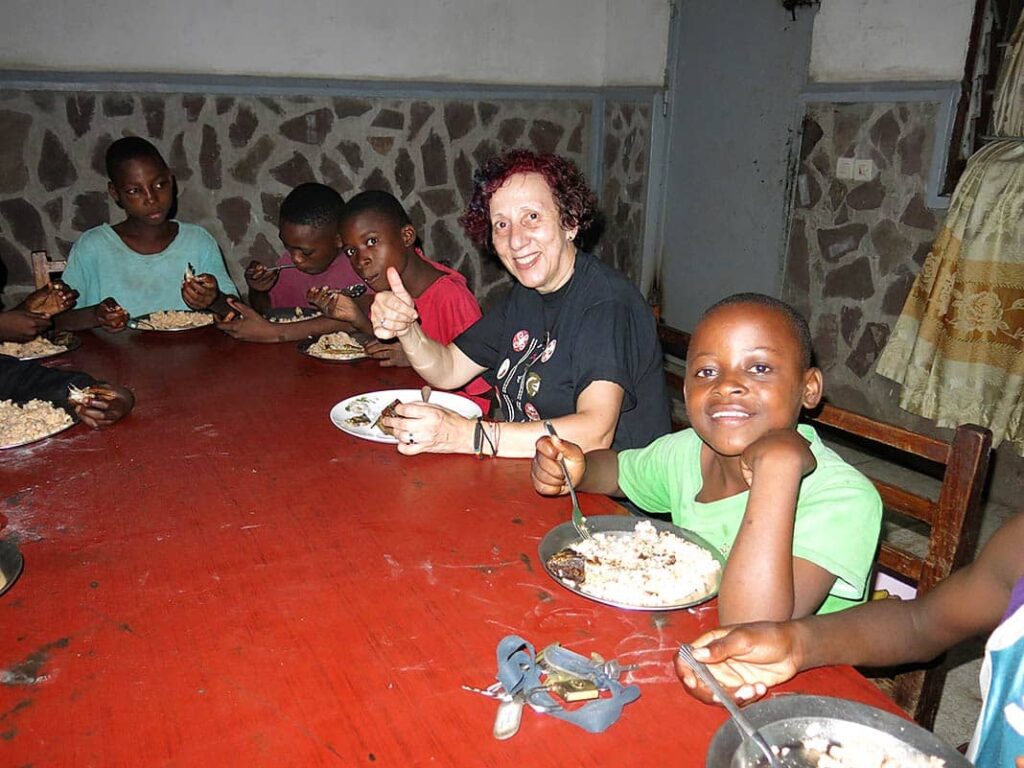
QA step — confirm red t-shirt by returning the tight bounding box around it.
[417,259,492,414]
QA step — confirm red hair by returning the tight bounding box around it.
[459,150,597,249]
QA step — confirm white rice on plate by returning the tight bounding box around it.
[0,336,67,358]
[0,399,73,448]
[560,520,721,607]
[306,331,365,360]
[140,310,214,330]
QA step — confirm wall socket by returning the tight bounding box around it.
[853,159,876,181]
[836,157,876,181]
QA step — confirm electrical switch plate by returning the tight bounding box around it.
[853,159,876,181]
[836,157,854,180]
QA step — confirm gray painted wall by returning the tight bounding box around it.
[658,2,817,331]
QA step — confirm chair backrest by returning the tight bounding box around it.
[657,323,691,432]
[31,250,68,289]
[806,403,992,730]
[655,321,994,730]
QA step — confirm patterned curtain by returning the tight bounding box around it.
[875,15,1024,454]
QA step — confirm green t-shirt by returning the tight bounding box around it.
[618,424,881,614]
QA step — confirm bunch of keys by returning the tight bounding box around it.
[462,646,638,740]
[461,682,525,740]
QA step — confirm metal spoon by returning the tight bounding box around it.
[542,421,593,540]
[677,644,784,768]
[264,263,298,273]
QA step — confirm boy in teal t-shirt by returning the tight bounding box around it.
[58,137,236,330]
[532,293,881,623]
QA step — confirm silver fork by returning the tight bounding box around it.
[543,421,592,540]
[677,644,784,767]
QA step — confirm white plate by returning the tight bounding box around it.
[330,389,483,444]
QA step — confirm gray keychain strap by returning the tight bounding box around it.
[495,635,640,734]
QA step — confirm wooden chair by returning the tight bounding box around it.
[31,250,67,289]
[805,404,992,730]
[655,322,993,730]
[657,323,691,431]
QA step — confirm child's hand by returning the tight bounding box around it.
[71,383,134,428]
[0,309,51,342]
[370,267,418,339]
[532,434,585,495]
[18,281,78,317]
[214,298,278,342]
[245,260,279,293]
[94,298,129,333]
[675,623,802,705]
[738,429,815,488]
[306,286,365,325]
[182,273,218,309]
[363,339,409,367]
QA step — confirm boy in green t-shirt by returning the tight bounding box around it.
[532,293,881,623]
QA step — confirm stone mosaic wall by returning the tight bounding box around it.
[600,100,652,285]
[0,87,652,310]
[782,101,944,424]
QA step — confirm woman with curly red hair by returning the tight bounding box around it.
[369,149,670,458]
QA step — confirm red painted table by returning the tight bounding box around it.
[1,328,904,766]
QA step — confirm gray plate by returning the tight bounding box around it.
[298,336,369,363]
[265,307,322,323]
[0,415,77,450]
[128,312,214,332]
[706,694,970,768]
[537,515,725,611]
[2,331,81,361]
[0,539,24,597]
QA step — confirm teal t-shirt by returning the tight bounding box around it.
[618,424,882,614]
[62,222,238,317]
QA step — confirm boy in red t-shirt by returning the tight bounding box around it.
[312,190,491,411]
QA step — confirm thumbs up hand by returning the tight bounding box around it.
[370,267,419,339]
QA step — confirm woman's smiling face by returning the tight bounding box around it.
[488,172,578,294]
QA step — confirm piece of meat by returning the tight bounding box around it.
[373,398,403,436]
[547,547,586,584]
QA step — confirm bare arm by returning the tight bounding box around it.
[717,430,830,624]
[215,299,357,343]
[388,379,626,458]
[677,513,1024,704]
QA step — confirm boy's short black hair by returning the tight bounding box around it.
[701,292,813,369]
[341,190,412,231]
[279,183,346,230]
[105,137,167,180]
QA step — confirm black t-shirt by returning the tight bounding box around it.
[0,356,95,406]
[454,252,670,451]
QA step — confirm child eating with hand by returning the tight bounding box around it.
[532,293,881,623]
[216,182,373,342]
[312,190,491,410]
[57,137,236,331]
[0,356,134,429]
[676,512,1024,765]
